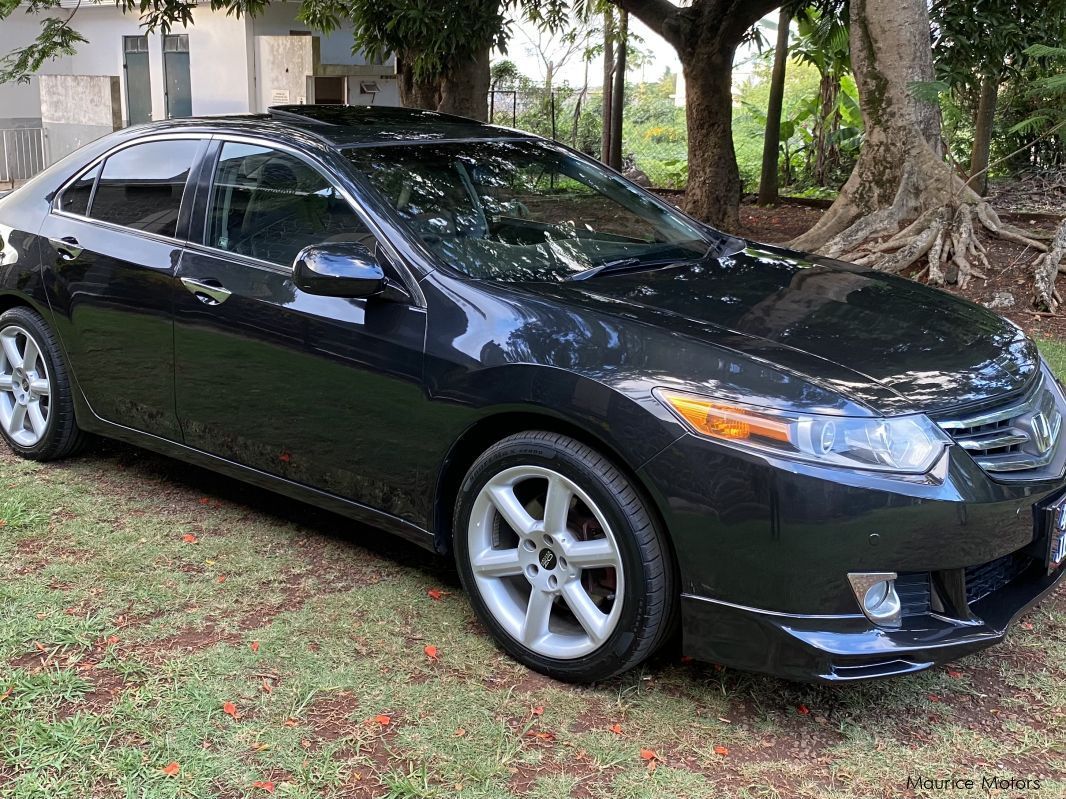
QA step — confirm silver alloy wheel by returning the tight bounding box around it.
[0,325,52,447]
[467,465,625,659]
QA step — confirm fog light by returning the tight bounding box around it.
[848,572,902,627]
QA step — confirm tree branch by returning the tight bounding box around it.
[609,0,682,49]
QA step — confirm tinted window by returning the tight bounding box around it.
[207,143,375,267]
[345,140,709,282]
[58,166,97,216]
[89,140,198,237]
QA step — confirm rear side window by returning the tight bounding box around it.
[89,140,199,238]
[58,166,98,216]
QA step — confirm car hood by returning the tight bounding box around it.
[510,243,1039,416]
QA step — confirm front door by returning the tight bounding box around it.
[173,140,427,519]
[41,137,204,439]
[163,35,192,119]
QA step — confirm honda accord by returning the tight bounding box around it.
[0,105,1063,683]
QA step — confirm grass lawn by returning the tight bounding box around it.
[2,384,1065,797]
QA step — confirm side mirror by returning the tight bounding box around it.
[293,243,395,299]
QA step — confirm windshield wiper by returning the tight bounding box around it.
[564,235,746,283]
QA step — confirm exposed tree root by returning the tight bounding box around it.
[1033,220,1066,312]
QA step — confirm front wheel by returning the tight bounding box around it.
[454,431,676,683]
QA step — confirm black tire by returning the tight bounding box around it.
[0,306,85,460]
[454,431,676,683]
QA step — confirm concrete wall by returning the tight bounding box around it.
[254,35,318,110]
[39,75,122,162]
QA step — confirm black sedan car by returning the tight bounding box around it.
[1,106,1063,683]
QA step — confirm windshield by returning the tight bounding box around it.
[344,139,712,282]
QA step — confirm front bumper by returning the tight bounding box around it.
[680,556,1064,682]
[639,432,1066,682]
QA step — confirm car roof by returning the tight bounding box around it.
[130,105,532,150]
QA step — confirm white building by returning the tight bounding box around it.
[0,1,400,184]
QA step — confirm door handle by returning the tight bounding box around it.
[48,236,82,261]
[181,277,232,306]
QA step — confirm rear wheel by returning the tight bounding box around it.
[454,431,675,683]
[0,307,84,460]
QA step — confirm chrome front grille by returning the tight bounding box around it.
[938,374,1063,476]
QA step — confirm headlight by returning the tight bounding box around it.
[655,389,948,474]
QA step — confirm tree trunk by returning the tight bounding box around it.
[813,72,840,186]
[681,44,743,231]
[397,57,441,112]
[758,8,791,206]
[791,0,957,252]
[609,9,628,170]
[601,9,615,165]
[438,46,491,121]
[968,74,999,196]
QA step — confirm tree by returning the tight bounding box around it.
[757,7,792,205]
[602,0,782,230]
[789,0,1053,294]
[932,0,1066,196]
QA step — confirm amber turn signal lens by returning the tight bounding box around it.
[661,393,791,443]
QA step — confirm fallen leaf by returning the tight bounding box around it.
[427,588,445,600]
[250,641,260,653]
[374,714,391,726]
[216,575,227,584]
[639,748,658,761]
[283,718,299,727]
[182,533,199,544]
[279,452,292,463]
[947,669,963,679]
[927,694,941,703]
[162,762,180,777]
[531,706,544,716]
[33,641,46,652]
[105,635,120,646]
[252,780,275,794]
[199,498,211,505]
[526,730,555,741]
[424,644,439,660]
[261,680,273,694]
[1021,621,1034,630]
[454,727,466,737]
[223,701,238,718]
[0,687,12,702]
[797,704,811,715]
[609,723,623,735]
[714,745,730,756]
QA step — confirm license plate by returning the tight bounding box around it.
[1048,494,1066,572]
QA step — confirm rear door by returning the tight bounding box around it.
[173,138,427,518]
[40,136,206,439]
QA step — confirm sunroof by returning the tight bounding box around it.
[268,105,469,127]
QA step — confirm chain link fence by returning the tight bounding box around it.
[488,87,689,190]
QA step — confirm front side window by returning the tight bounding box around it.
[89,140,198,237]
[345,139,711,282]
[206,142,376,267]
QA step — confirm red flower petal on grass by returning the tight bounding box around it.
[223,701,238,718]
[609,723,623,735]
[181,533,198,544]
[639,748,658,761]
[947,669,963,679]
[374,714,391,726]
[714,745,730,756]
[927,694,941,703]
[261,680,273,694]
[252,780,275,794]
[250,641,260,653]
[279,452,292,463]
[531,706,544,716]
[424,645,439,660]
[796,704,811,715]
[427,588,446,601]
[198,498,210,505]
[105,635,120,646]
[162,762,180,776]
